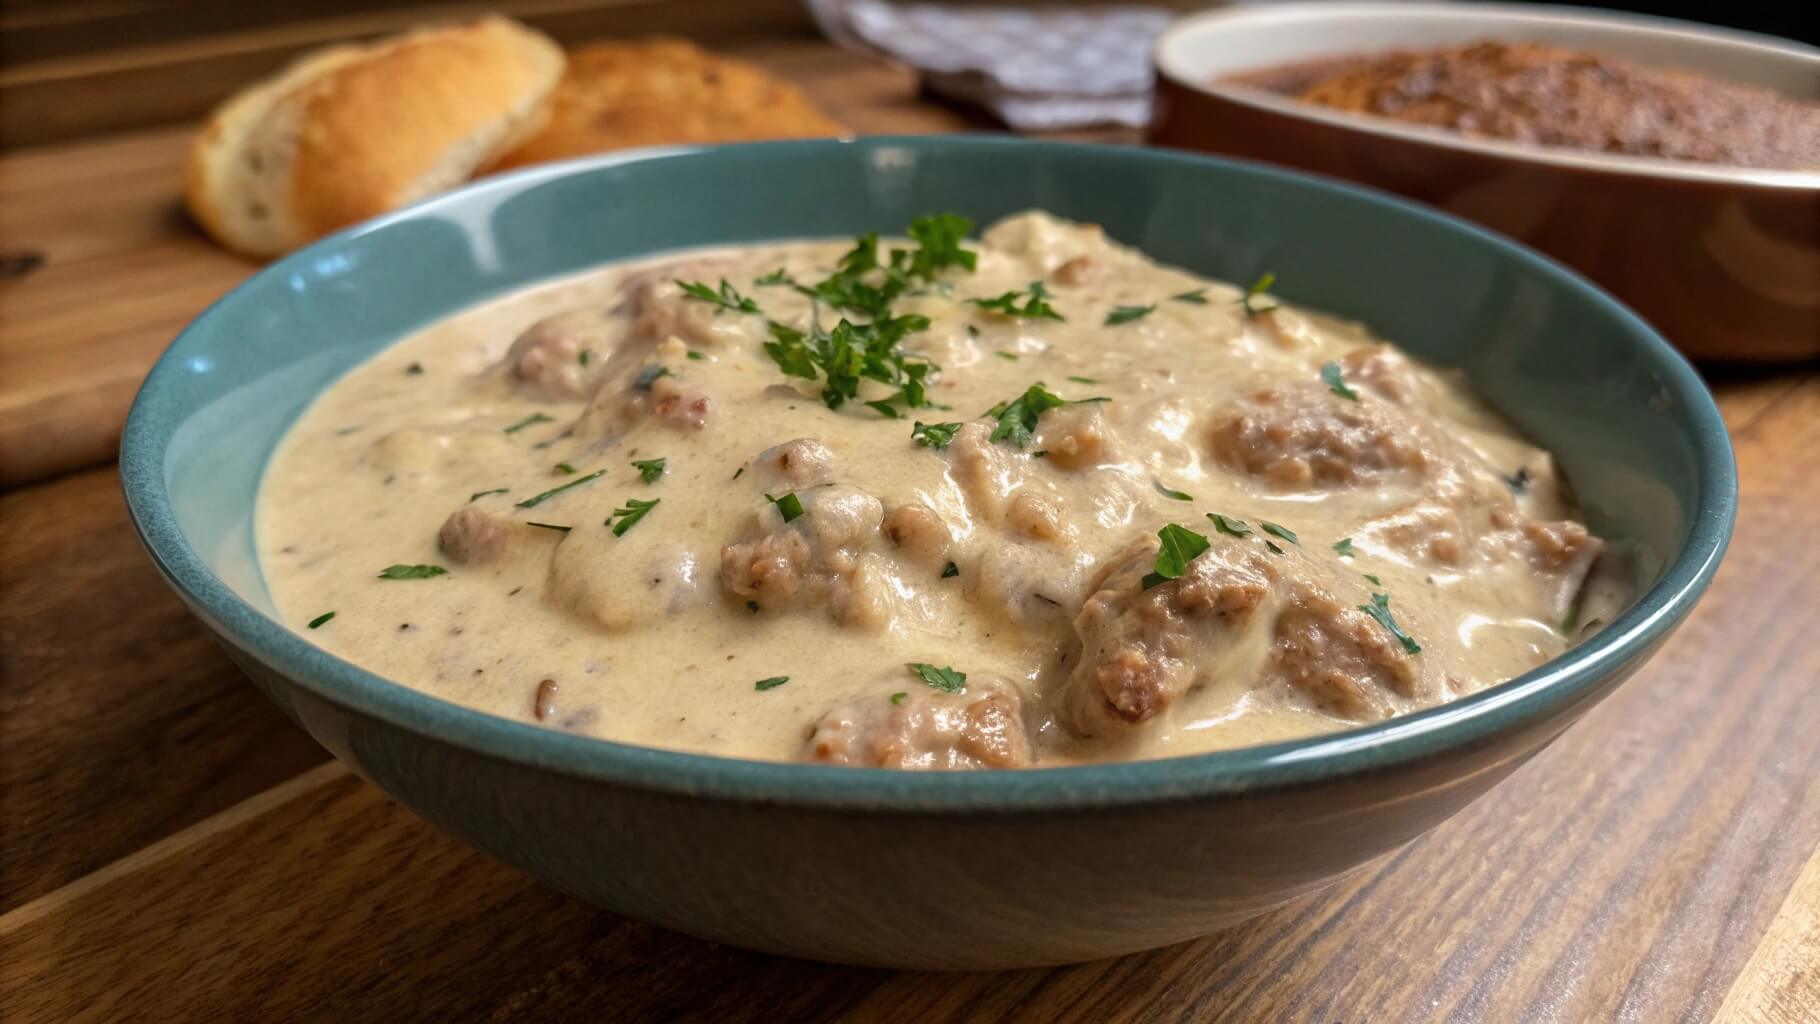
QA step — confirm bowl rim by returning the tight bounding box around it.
[1153,0,1820,190]
[121,136,1737,812]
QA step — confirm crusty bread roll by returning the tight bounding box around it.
[186,16,564,258]
[489,37,844,171]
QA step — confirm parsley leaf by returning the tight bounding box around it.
[307,611,336,629]
[903,213,977,279]
[378,564,447,580]
[469,488,509,501]
[516,469,605,509]
[765,491,805,523]
[1171,288,1209,305]
[526,521,572,533]
[755,268,794,286]
[1260,521,1299,545]
[1067,375,1099,384]
[1503,467,1531,493]
[907,662,967,694]
[890,691,908,705]
[1322,361,1360,400]
[1105,304,1155,326]
[554,462,576,475]
[986,383,1104,448]
[634,365,671,391]
[970,281,1064,321]
[1364,573,1382,586]
[765,315,936,415]
[1144,523,1212,589]
[1360,592,1421,654]
[578,350,591,367]
[996,351,1019,361]
[911,420,962,449]
[503,412,553,435]
[1154,480,1194,501]
[1333,537,1356,557]
[677,278,760,314]
[941,561,959,578]
[1207,513,1251,537]
[1239,272,1279,317]
[754,676,789,691]
[607,497,660,536]
[632,458,666,484]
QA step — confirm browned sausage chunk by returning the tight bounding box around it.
[804,676,1032,770]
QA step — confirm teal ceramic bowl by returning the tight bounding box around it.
[122,137,1734,969]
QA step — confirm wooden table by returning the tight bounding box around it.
[3,31,1818,1024]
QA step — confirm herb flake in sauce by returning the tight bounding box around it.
[607,497,660,537]
[677,278,760,314]
[1361,592,1422,655]
[632,458,666,483]
[1105,304,1155,326]
[1144,523,1212,589]
[1260,521,1299,545]
[911,421,962,449]
[1322,361,1360,401]
[1333,537,1356,557]
[987,383,1104,448]
[1154,480,1194,501]
[503,412,553,434]
[970,281,1064,321]
[1208,513,1251,538]
[378,564,447,580]
[469,488,509,501]
[526,521,573,533]
[765,491,805,523]
[754,676,790,691]
[1171,288,1209,305]
[941,561,959,578]
[1240,272,1279,318]
[907,662,966,694]
[516,469,605,509]
[307,611,336,629]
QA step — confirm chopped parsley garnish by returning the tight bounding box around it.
[1364,573,1383,586]
[554,462,576,475]
[1504,467,1531,493]
[911,420,962,449]
[970,281,1064,321]
[469,488,509,501]
[1265,541,1285,555]
[607,497,660,536]
[1105,304,1155,326]
[764,314,935,415]
[307,611,336,629]
[755,268,794,286]
[1171,288,1208,305]
[907,662,966,694]
[1333,537,1356,557]
[732,466,745,480]
[890,691,908,706]
[765,491,805,523]
[996,350,1020,361]
[1562,603,1581,633]
[941,561,959,578]
[632,457,666,484]
[526,521,572,533]
[754,676,790,691]
[1154,480,1194,501]
[986,383,1105,448]
[1360,592,1421,654]
[1067,375,1099,385]
[677,278,760,314]
[1143,523,1212,589]
[685,350,705,361]
[633,364,671,391]
[378,564,447,580]
[578,350,591,367]
[904,212,978,279]
[1322,361,1360,401]
[405,362,425,375]
[1207,513,1251,537]
[516,469,605,509]
[1239,272,1279,317]
[503,412,553,434]
[1260,521,1299,545]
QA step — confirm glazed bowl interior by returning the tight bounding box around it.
[124,137,1733,808]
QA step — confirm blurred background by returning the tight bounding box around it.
[3,0,1810,148]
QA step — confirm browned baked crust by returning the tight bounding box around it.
[490,37,845,171]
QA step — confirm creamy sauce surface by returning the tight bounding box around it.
[259,212,1620,768]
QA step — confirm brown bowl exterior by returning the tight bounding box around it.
[1151,77,1820,362]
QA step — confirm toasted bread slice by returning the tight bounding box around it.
[186,16,564,258]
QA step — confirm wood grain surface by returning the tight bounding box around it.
[3,22,1818,1024]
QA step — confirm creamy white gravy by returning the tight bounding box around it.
[259,212,1619,768]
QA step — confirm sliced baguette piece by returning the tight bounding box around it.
[185,16,564,259]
